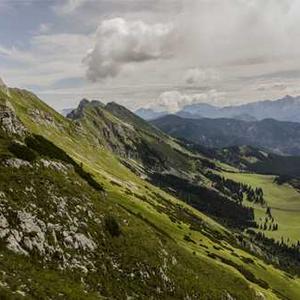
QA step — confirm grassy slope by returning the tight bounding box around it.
[4,88,300,299]
[221,170,300,244]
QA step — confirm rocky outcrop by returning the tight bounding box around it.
[67,98,104,120]
[2,158,32,169]
[0,102,26,136]
[0,183,100,272]
[28,108,55,126]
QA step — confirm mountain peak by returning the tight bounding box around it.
[106,101,123,109]
[66,99,89,119]
[67,98,104,119]
[78,98,104,108]
[78,98,90,107]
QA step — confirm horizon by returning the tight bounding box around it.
[2,2,300,298]
[1,75,299,114]
[2,1,300,111]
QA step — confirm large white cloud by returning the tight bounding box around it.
[4,0,300,111]
[151,90,225,113]
[84,18,175,80]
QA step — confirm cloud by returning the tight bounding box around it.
[3,0,300,111]
[255,82,288,92]
[55,0,90,14]
[184,68,220,85]
[152,89,225,112]
[37,23,52,34]
[84,18,175,81]
[181,0,300,67]
[0,33,92,87]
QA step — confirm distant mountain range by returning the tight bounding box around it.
[136,95,300,123]
[134,108,167,120]
[151,114,300,156]
[60,108,74,116]
[2,80,300,298]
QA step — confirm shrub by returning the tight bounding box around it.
[183,234,196,244]
[25,135,70,162]
[105,215,121,237]
[8,142,37,162]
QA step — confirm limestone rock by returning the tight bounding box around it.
[0,104,26,136]
[3,158,32,169]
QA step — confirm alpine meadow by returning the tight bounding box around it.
[1,1,300,299]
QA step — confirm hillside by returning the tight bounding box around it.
[67,100,259,229]
[0,86,300,298]
[151,114,300,156]
[208,145,300,178]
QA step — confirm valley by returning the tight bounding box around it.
[2,1,300,299]
[221,171,300,244]
[0,84,300,299]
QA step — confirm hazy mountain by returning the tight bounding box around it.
[176,110,203,119]
[137,95,300,123]
[231,114,257,122]
[151,114,300,156]
[135,107,167,120]
[182,95,300,122]
[60,108,74,116]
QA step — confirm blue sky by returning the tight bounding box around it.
[1,0,300,112]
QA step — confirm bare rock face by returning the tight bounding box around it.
[0,78,26,135]
[0,104,26,136]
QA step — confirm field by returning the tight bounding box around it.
[222,171,300,243]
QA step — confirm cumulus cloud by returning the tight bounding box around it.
[153,90,225,112]
[84,18,175,81]
[4,0,300,111]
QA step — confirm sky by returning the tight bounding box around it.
[1,0,300,112]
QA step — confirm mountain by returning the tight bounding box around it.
[201,144,300,178]
[176,110,203,119]
[1,86,300,298]
[232,114,257,122]
[137,95,300,123]
[151,114,300,156]
[181,95,300,123]
[135,108,167,120]
[60,108,74,116]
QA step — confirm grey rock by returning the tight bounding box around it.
[0,104,26,136]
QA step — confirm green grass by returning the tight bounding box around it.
[3,87,300,298]
[221,171,300,243]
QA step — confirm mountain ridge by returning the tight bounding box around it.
[136,94,300,123]
[151,114,300,156]
[1,86,300,298]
